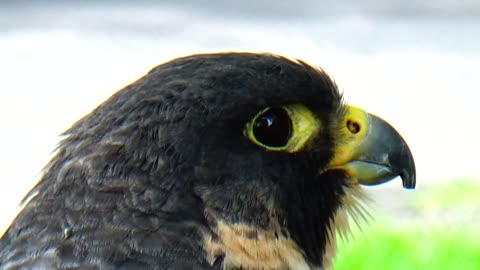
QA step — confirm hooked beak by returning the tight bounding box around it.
[328,106,416,189]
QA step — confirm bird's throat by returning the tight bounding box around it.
[202,218,319,270]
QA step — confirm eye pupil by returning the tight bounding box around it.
[252,108,292,147]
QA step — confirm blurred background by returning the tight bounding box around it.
[1,0,479,268]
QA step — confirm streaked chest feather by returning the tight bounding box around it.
[202,186,369,270]
[203,220,319,270]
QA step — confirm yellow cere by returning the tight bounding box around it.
[245,104,321,153]
[327,106,369,168]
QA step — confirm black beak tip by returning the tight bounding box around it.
[399,143,416,190]
[400,169,416,189]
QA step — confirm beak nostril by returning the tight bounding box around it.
[347,119,360,134]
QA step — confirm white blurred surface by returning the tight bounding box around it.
[1,3,479,235]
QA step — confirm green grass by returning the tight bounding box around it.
[411,179,480,209]
[333,179,480,270]
[333,223,480,270]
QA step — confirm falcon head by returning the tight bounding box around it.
[0,53,415,269]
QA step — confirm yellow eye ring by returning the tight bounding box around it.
[245,104,321,153]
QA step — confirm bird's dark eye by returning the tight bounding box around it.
[252,108,292,147]
[245,104,321,153]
